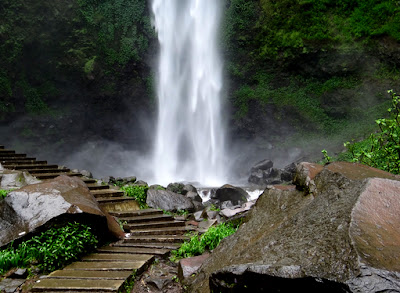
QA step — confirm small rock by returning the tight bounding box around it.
[167,182,185,194]
[186,191,202,202]
[178,253,210,280]
[10,268,28,278]
[251,159,273,171]
[80,169,93,178]
[194,210,204,221]
[206,210,218,220]
[183,184,197,194]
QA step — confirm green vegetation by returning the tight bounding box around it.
[77,0,153,67]
[121,185,149,209]
[170,222,239,261]
[0,189,11,200]
[334,90,400,174]
[255,0,400,60]
[0,222,98,274]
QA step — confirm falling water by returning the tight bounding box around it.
[151,0,227,186]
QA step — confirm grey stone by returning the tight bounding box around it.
[0,175,118,247]
[80,169,93,178]
[0,170,41,190]
[146,189,194,212]
[186,191,202,202]
[194,210,204,222]
[183,184,198,194]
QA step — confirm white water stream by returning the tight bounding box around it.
[151,0,227,186]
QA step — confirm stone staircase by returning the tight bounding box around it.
[0,145,195,292]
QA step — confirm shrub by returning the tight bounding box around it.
[343,90,400,174]
[121,185,149,209]
[0,222,98,274]
[170,222,239,261]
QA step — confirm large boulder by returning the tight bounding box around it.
[0,175,123,247]
[190,162,400,292]
[212,184,248,206]
[146,189,195,212]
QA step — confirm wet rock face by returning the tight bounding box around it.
[0,175,111,247]
[190,162,400,293]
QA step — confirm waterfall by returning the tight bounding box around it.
[151,0,227,186]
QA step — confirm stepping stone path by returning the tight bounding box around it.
[0,145,196,292]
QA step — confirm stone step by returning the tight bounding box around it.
[91,190,124,198]
[86,184,110,191]
[122,235,190,243]
[34,172,81,180]
[108,208,163,218]
[63,261,148,271]
[97,246,170,256]
[83,179,97,184]
[118,213,173,224]
[2,160,47,166]
[8,164,57,170]
[47,270,132,280]
[113,242,181,250]
[32,278,125,292]
[0,149,15,154]
[124,220,186,230]
[128,226,195,236]
[96,196,136,203]
[81,253,153,263]
[0,154,29,160]
[29,168,70,174]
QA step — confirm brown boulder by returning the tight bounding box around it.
[189,162,400,292]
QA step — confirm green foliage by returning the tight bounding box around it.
[84,56,97,74]
[0,222,98,274]
[77,0,153,67]
[321,149,332,163]
[256,0,400,59]
[121,185,149,209]
[209,204,220,212]
[342,90,400,174]
[170,222,239,261]
[233,73,361,134]
[0,189,11,200]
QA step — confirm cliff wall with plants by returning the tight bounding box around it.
[223,0,400,162]
[0,0,399,164]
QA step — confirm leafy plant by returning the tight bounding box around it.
[209,204,220,212]
[121,185,149,209]
[342,90,400,174]
[0,189,11,199]
[170,222,239,261]
[0,222,98,274]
